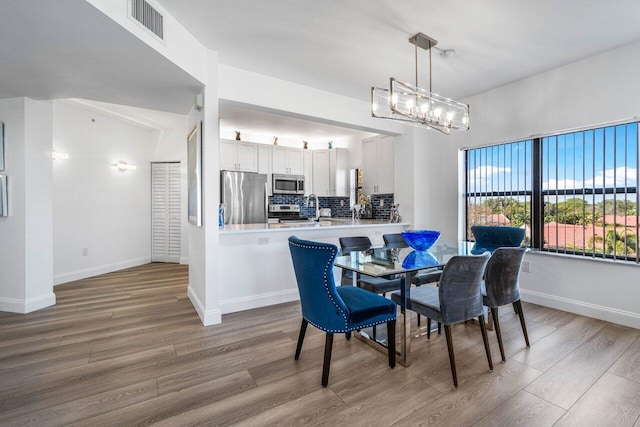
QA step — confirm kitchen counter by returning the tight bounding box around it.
[219,219,408,234]
[217,219,409,314]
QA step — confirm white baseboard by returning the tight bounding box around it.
[54,257,151,285]
[0,292,56,314]
[187,286,222,326]
[180,257,189,265]
[220,289,300,315]
[521,289,640,329]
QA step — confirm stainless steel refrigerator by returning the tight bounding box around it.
[220,170,269,224]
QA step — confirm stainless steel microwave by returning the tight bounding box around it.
[273,174,305,195]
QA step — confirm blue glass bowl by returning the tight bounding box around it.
[401,230,441,251]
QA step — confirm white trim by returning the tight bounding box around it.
[187,286,222,326]
[220,289,300,314]
[521,289,640,329]
[53,256,151,285]
[0,292,56,314]
[180,256,189,265]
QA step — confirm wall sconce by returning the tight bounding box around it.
[114,161,137,171]
[52,151,69,160]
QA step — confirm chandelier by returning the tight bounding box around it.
[371,33,469,135]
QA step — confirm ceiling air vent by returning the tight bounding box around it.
[130,0,164,40]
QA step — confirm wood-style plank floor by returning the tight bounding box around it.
[1,263,640,426]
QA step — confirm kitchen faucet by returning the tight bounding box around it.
[306,193,320,221]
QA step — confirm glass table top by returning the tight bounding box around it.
[335,240,480,277]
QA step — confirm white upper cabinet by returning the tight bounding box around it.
[303,150,313,196]
[362,136,394,194]
[312,148,349,197]
[272,146,304,175]
[312,150,331,196]
[220,139,259,172]
[258,145,273,195]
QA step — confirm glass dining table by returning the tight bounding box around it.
[334,240,484,367]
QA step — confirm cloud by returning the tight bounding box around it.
[543,167,637,190]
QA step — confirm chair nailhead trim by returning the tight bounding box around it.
[290,240,348,329]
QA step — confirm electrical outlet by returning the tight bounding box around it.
[379,199,384,207]
[258,237,269,245]
[82,248,89,256]
[522,261,530,273]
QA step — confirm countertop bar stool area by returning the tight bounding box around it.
[391,253,493,388]
[288,236,396,387]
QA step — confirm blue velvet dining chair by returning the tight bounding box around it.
[288,236,397,387]
[482,247,529,361]
[470,225,525,254]
[391,253,492,388]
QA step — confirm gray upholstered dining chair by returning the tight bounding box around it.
[390,253,493,388]
[338,236,402,294]
[288,236,396,387]
[482,246,529,361]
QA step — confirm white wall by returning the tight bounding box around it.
[52,101,159,284]
[416,40,640,328]
[187,50,222,326]
[0,97,56,313]
[86,0,207,84]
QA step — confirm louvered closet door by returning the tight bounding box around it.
[152,162,181,263]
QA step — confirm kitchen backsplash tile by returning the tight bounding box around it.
[269,194,394,220]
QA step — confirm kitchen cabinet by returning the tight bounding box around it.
[303,150,313,196]
[258,145,273,195]
[362,135,394,194]
[220,139,259,172]
[312,148,349,196]
[272,146,304,175]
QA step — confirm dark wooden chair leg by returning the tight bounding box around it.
[321,333,334,387]
[417,313,421,326]
[345,332,351,340]
[514,300,530,347]
[387,319,396,368]
[513,301,519,314]
[373,325,377,341]
[490,308,505,361]
[295,319,308,360]
[478,315,494,371]
[443,325,458,388]
[438,322,441,335]
[427,318,432,339]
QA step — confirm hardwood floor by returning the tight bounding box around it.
[1,263,639,426]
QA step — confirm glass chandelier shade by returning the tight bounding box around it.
[371,33,469,135]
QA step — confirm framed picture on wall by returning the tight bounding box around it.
[187,121,202,227]
[0,175,7,217]
[0,122,4,171]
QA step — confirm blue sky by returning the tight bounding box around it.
[467,122,638,196]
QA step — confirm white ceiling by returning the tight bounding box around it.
[158,0,640,102]
[0,0,203,114]
[3,1,640,139]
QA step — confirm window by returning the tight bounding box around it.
[465,140,533,243]
[465,121,640,262]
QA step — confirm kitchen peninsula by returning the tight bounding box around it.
[218,219,409,314]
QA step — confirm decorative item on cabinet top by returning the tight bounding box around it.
[235,131,241,140]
